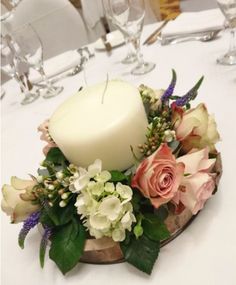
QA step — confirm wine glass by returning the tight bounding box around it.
[1,0,22,22]
[217,0,236,65]
[109,0,156,75]
[102,0,136,64]
[11,24,64,98]
[1,35,40,105]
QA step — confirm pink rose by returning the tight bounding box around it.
[38,119,57,155]
[174,148,216,214]
[131,144,185,209]
[172,103,220,152]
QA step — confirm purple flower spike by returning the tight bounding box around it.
[175,76,204,107]
[161,69,177,103]
[18,211,41,249]
[40,226,52,268]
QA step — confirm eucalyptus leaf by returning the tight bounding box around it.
[49,219,86,275]
[120,234,160,275]
[37,168,50,177]
[168,140,179,153]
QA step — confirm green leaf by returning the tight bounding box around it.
[143,213,170,241]
[154,206,169,221]
[131,192,141,212]
[120,234,160,275]
[43,198,76,226]
[39,211,55,228]
[109,170,128,182]
[45,147,68,166]
[49,218,86,275]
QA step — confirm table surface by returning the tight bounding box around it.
[1,23,236,285]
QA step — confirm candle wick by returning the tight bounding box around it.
[101,74,109,104]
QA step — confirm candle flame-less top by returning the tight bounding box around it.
[49,80,148,171]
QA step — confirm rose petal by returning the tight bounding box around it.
[180,172,215,214]
[11,177,35,190]
[2,184,24,209]
[12,202,39,223]
[177,148,216,174]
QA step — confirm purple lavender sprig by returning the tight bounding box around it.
[175,76,204,107]
[161,69,177,104]
[39,226,52,268]
[18,211,41,249]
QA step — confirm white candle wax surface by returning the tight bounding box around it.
[49,80,148,171]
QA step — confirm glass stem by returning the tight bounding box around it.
[132,36,144,66]
[38,65,53,89]
[125,35,133,56]
[13,73,31,98]
[228,28,236,54]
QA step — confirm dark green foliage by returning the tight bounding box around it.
[45,147,68,166]
[120,233,160,275]
[109,170,129,182]
[142,213,170,241]
[49,218,86,275]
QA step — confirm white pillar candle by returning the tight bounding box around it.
[49,80,148,171]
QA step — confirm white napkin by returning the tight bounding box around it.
[162,9,225,37]
[30,50,82,83]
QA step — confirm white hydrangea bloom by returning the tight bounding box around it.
[95,171,111,183]
[104,182,115,193]
[69,159,104,193]
[87,159,102,177]
[98,196,122,221]
[112,228,126,242]
[116,182,133,200]
[121,211,136,231]
[74,196,86,214]
[89,214,111,230]
[88,181,104,196]
[73,161,136,242]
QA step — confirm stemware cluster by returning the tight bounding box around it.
[217,0,236,65]
[1,24,64,105]
[103,0,156,75]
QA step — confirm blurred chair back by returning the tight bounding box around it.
[146,0,161,23]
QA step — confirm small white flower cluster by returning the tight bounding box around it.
[163,130,176,143]
[73,160,136,242]
[139,84,165,111]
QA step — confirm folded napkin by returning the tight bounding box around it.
[31,49,82,83]
[162,9,225,37]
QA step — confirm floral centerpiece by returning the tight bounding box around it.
[1,70,222,275]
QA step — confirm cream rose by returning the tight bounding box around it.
[1,177,39,223]
[131,144,185,209]
[173,103,220,152]
[174,148,216,214]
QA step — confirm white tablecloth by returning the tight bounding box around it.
[1,23,236,285]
